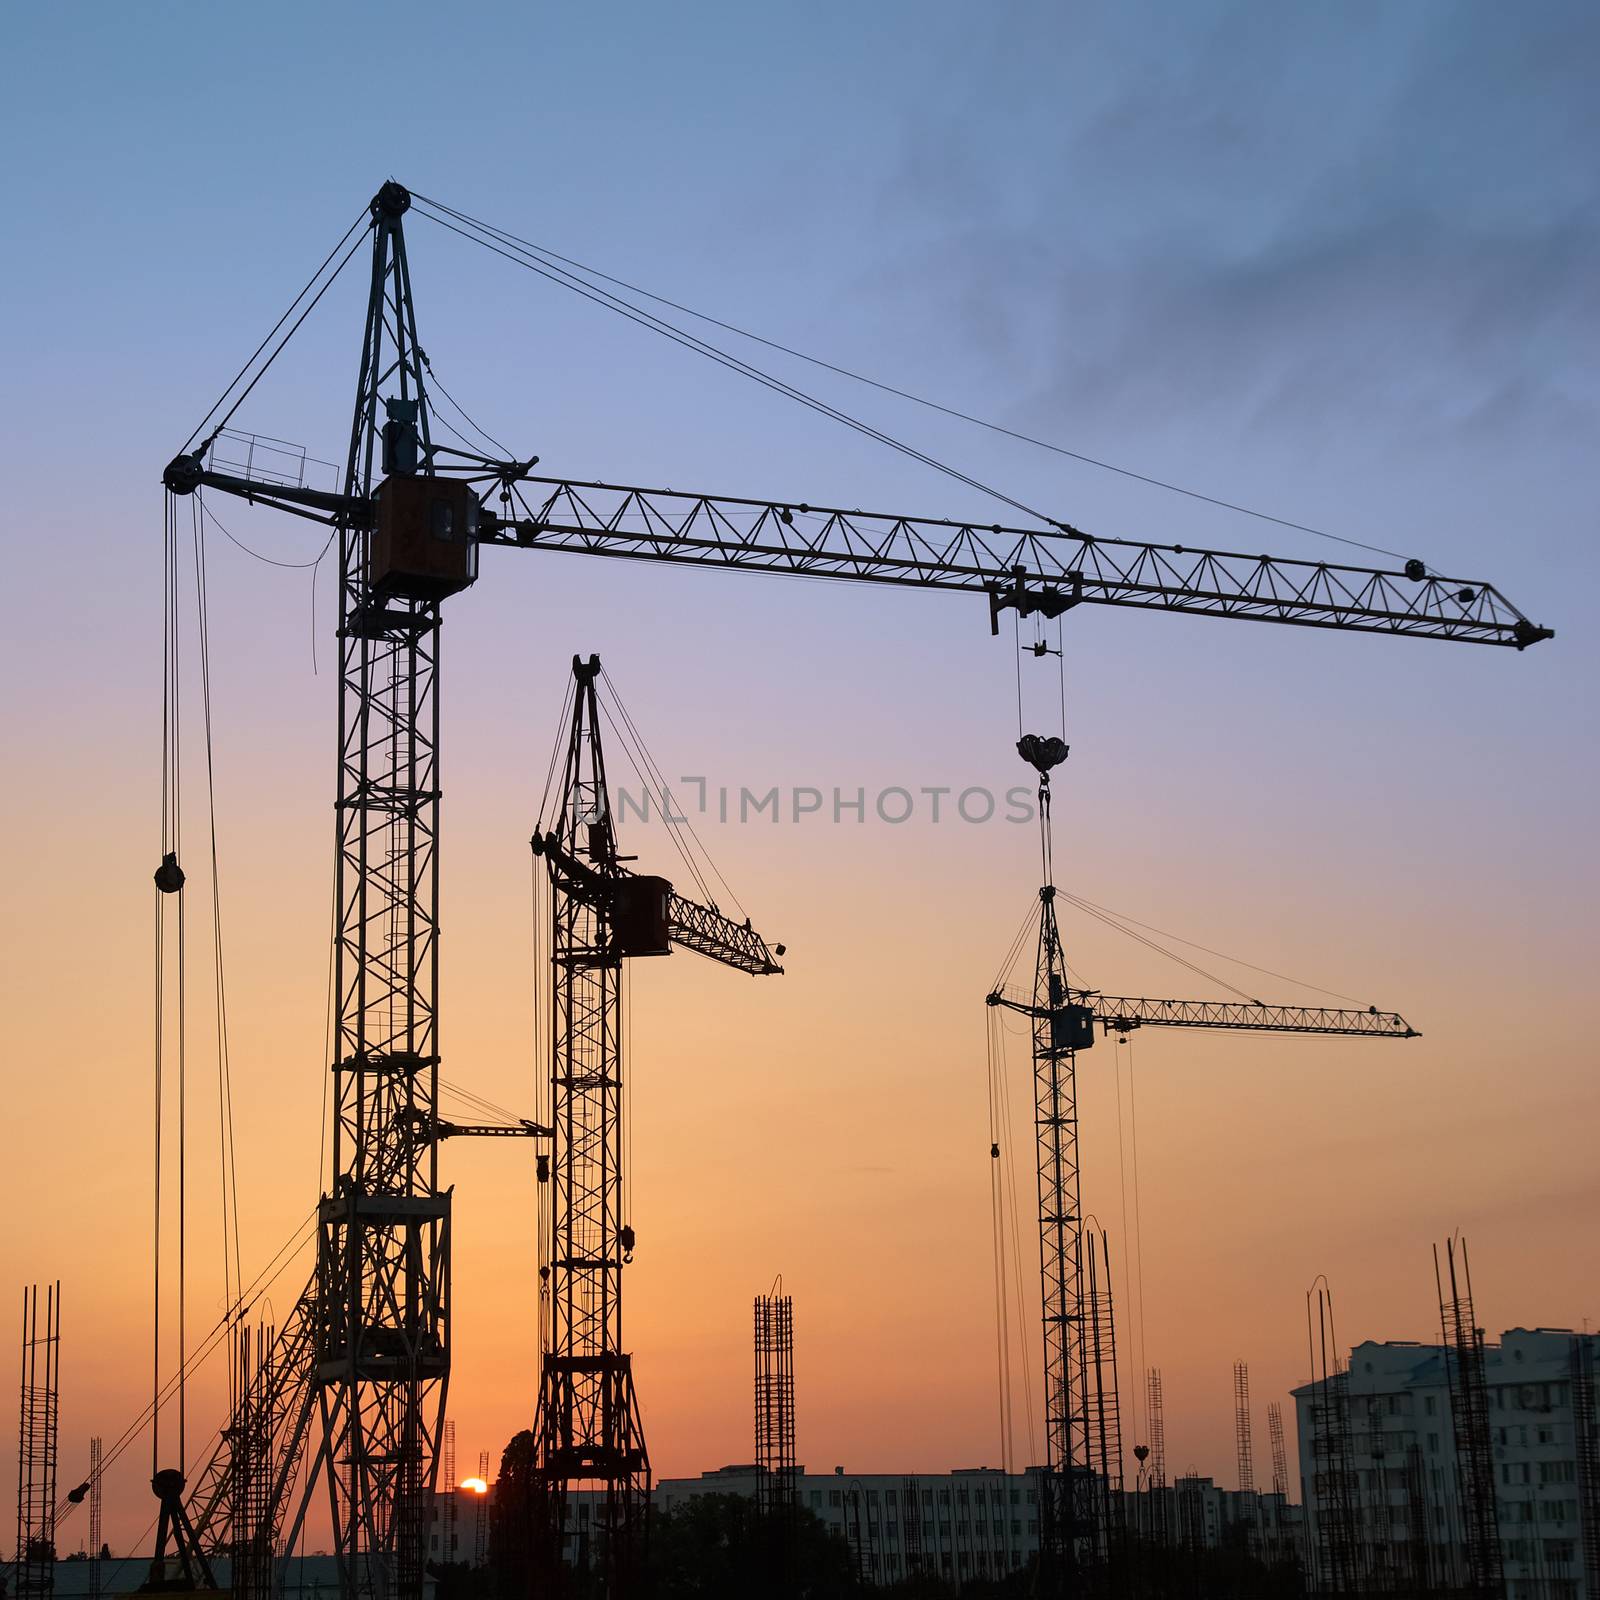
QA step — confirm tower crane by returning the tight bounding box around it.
[525,654,781,1590]
[179,1119,548,1597]
[157,181,1547,1600]
[988,737,1420,1592]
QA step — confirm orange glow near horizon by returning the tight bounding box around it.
[461,1477,489,1495]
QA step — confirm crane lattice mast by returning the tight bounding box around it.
[158,180,1548,1600]
[527,655,781,1588]
[988,733,1419,1591]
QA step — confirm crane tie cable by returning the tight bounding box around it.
[181,213,368,456]
[408,189,1410,563]
[408,198,1058,530]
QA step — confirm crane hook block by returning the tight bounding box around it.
[154,852,185,894]
[1017,734,1069,775]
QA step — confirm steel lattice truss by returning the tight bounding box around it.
[480,475,1551,648]
[1027,895,1095,1585]
[1084,1233,1124,1552]
[1436,1240,1504,1595]
[988,881,1420,1593]
[307,189,453,1600]
[1571,1339,1600,1596]
[669,892,782,973]
[990,987,1414,1038]
[15,1283,60,1600]
[230,1326,284,1600]
[186,1279,320,1565]
[529,656,781,1590]
[753,1293,797,1521]
[1234,1362,1256,1498]
[531,661,650,1593]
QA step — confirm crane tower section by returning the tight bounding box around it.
[528,655,783,1590]
[531,655,650,1586]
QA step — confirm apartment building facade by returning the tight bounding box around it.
[1293,1327,1600,1599]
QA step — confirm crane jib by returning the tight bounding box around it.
[162,456,1551,648]
[473,473,1549,647]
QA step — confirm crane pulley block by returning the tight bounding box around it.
[371,474,480,600]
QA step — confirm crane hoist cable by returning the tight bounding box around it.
[981,964,1040,1472]
[154,490,189,1477]
[985,1005,1013,1478]
[191,498,245,1418]
[408,188,1410,564]
[1123,1034,1151,1448]
[151,489,250,1507]
[1111,1033,1151,1451]
[996,1000,1039,1471]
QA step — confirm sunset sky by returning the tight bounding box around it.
[3,0,1596,1558]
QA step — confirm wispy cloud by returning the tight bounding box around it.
[866,2,1600,449]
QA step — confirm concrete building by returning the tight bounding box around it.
[1293,1327,1600,1600]
[1123,1477,1305,1565]
[653,1462,1043,1585]
[423,1461,1311,1586]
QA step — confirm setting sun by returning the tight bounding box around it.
[460,1477,489,1495]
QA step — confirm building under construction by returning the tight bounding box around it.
[1294,1326,1600,1598]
